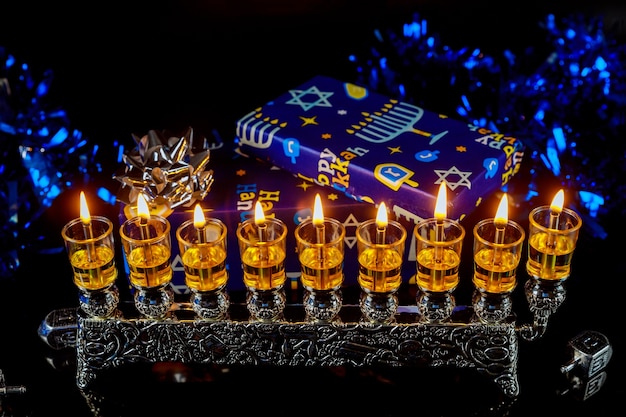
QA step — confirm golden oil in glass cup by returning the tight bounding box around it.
[236,217,288,322]
[356,217,406,324]
[414,218,465,322]
[526,206,582,281]
[177,217,229,320]
[119,215,174,319]
[61,216,120,318]
[472,218,525,323]
[295,217,346,323]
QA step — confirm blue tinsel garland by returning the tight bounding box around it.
[0,46,106,277]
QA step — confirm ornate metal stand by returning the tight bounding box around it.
[38,276,572,416]
[74,303,519,398]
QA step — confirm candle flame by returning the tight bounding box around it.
[79,191,91,225]
[193,203,206,229]
[550,189,565,214]
[136,194,151,221]
[254,201,266,226]
[313,193,324,227]
[376,202,388,228]
[494,193,508,227]
[434,182,447,220]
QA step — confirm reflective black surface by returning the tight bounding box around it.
[1,1,624,416]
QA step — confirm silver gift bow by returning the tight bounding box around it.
[114,127,214,212]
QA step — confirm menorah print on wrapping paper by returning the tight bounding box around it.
[236,109,287,149]
[347,100,448,145]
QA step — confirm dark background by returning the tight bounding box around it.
[1,1,625,416]
[2,0,624,144]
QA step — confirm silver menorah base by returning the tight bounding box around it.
[37,278,572,416]
[74,303,519,398]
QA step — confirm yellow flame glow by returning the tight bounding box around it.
[494,193,508,228]
[313,194,324,227]
[376,202,388,228]
[254,201,266,226]
[434,182,447,220]
[193,203,206,229]
[550,189,565,214]
[136,194,150,221]
[79,191,91,225]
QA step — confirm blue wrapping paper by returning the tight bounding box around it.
[236,75,525,223]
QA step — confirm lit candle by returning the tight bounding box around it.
[136,193,151,240]
[79,191,96,262]
[375,202,387,272]
[255,201,268,243]
[193,203,207,244]
[490,193,509,285]
[313,193,327,287]
[254,201,269,270]
[432,182,448,290]
[78,191,101,286]
[313,193,326,245]
[548,189,564,237]
[414,181,465,296]
[136,193,153,266]
[543,189,564,275]
[434,182,447,260]
[494,193,508,245]
[191,202,209,286]
[376,202,387,245]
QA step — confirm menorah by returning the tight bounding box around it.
[42,186,586,416]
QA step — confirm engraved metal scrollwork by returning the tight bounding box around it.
[519,278,566,341]
[75,306,519,400]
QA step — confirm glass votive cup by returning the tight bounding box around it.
[526,206,582,281]
[236,217,288,321]
[61,216,119,318]
[119,215,174,319]
[356,219,406,323]
[294,217,345,322]
[295,218,346,291]
[414,218,465,293]
[472,219,525,294]
[356,219,407,293]
[176,217,229,320]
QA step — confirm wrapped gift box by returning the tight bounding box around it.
[236,75,525,222]
[120,149,420,295]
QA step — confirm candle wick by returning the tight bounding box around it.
[434,219,445,263]
[139,217,150,240]
[375,225,386,272]
[82,221,96,263]
[547,210,561,249]
[376,226,386,245]
[493,222,506,263]
[257,222,268,268]
[315,223,326,289]
[257,222,267,243]
[139,217,154,278]
[197,225,207,244]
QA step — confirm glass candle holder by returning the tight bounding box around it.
[61,216,119,318]
[119,215,174,319]
[526,205,582,281]
[414,218,465,322]
[356,218,406,323]
[472,218,525,323]
[176,217,229,320]
[236,217,288,322]
[294,217,345,323]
